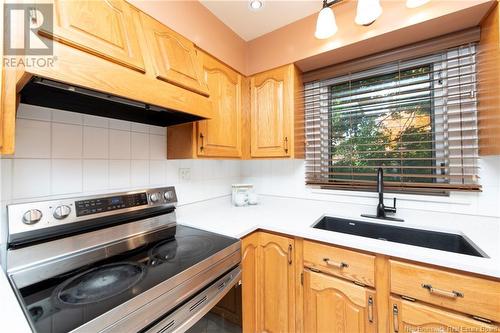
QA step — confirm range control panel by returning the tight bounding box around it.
[75,192,148,217]
[7,187,177,244]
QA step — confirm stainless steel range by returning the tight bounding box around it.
[4,187,242,333]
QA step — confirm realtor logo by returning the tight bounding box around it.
[3,4,53,56]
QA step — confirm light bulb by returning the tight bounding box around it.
[406,0,430,8]
[249,0,263,10]
[355,0,382,26]
[315,6,338,39]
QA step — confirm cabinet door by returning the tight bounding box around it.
[241,232,295,333]
[197,52,241,157]
[250,65,293,158]
[390,297,499,333]
[304,270,377,333]
[38,0,144,72]
[140,13,209,97]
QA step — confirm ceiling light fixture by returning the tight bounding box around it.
[406,0,431,8]
[355,0,382,26]
[249,0,263,11]
[315,0,340,40]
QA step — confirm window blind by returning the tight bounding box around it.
[304,43,481,194]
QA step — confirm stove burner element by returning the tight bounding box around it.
[54,262,144,305]
[149,235,215,265]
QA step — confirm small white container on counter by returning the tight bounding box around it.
[231,184,253,207]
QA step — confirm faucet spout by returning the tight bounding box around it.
[376,168,385,218]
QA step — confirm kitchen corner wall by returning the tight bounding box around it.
[0,104,241,209]
[240,158,500,219]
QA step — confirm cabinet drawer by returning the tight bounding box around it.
[303,240,375,287]
[390,297,499,333]
[390,260,500,322]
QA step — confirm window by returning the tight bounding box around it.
[304,43,481,194]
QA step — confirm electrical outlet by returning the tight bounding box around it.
[179,168,191,181]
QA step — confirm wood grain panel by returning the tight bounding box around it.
[303,240,376,287]
[250,65,293,158]
[478,3,500,155]
[140,13,209,97]
[197,51,242,157]
[390,297,499,333]
[241,233,259,333]
[304,270,376,333]
[390,260,500,322]
[39,0,145,72]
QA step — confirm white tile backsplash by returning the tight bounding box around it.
[12,159,51,199]
[1,105,239,207]
[109,130,131,159]
[83,160,108,192]
[131,132,149,160]
[14,119,51,158]
[131,160,149,187]
[51,123,83,159]
[83,127,108,159]
[109,160,130,189]
[51,159,82,195]
[149,134,166,160]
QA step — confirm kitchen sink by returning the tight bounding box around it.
[313,216,486,257]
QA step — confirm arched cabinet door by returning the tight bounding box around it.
[241,232,295,333]
[390,297,499,333]
[250,65,294,158]
[38,0,145,72]
[197,52,241,157]
[140,13,209,97]
[304,270,377,333]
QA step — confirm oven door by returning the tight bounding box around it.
[145,266,242,333]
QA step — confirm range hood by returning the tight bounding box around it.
[20,77,204,127]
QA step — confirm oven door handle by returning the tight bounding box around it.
[146,266,242,333]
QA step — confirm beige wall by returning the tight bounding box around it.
[247,0,494,74]
[133,0,494,76]
[129,0,248,74]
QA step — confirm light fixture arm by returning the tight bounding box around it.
[322,0,343,9]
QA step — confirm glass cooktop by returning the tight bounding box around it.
[18,226,238,333]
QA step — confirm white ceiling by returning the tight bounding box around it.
[200,0,321,41]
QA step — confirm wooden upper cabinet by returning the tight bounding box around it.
[241,232,295,333]
[140,13,209,97]
[478,2,500,155]
[197,52,241,157]
[249,64,303,158]
[390,297,499,333]
[304,270,377,333]
[38,0,145,72]
[250,65,291,158]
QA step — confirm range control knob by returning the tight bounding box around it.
[53,205,71,220]
[22,209,43,225]
[149,193,160,203]
[164,191,174,201]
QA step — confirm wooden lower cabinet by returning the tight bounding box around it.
[390,297,500,333]
[241,232,295,333]
[241,233,500,333]
[304,270,377,333]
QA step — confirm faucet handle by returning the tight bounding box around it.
[384,197,397,213]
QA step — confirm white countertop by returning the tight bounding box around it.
[1,194,499,332]
[177,195,500,279]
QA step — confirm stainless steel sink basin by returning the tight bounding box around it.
[312,216,486,257]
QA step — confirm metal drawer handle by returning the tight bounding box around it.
[323,258,349,269]
[393,304,399,333]
[287,244,293,265]
[422,284,464,298]
[367,296,374,323]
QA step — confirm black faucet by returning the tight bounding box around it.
[362,168,404,222]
